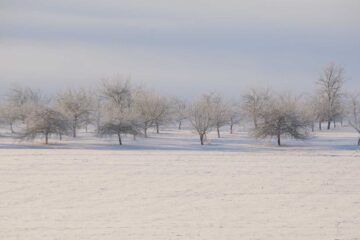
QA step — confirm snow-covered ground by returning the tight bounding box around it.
[1,127,360,239]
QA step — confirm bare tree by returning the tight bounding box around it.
[98,108,140,145]
[6,86,43,111]
[0,87,44,133]
[347,93,360,146]
[242,88,272,129]
[172,97,188,130]
[23,106,70,144]
[133,90,170,137]
[97,80,140,145]
[133,90,153,137]
[188,94,214,145]
[253,94,310,146]
[94,93,106,134]
[153,98,172,134]
[314,96,328,130]
[332,99,346,128]
[228,100,241,134]
[0,103,18,133]
[302,95,326,132]
[81,113,95,133]
[316,63,345,130]
[56,88,93,138]
[209,93,230,138]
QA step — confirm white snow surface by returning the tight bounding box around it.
[1,128,360,239]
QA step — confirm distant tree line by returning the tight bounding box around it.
[0,63,359,146]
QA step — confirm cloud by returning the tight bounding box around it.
[2,0,360,30]
[0,0,359,98]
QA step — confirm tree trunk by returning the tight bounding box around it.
[10,122,14,133]
[156,123,159,134]
[200,134,204,145]
[319,121,322,131]
[230,124,233,134]
[59,133,62,141]
[45,132,49,145]
[73,118,77,138]
[117,132,122,145]
[327,120,331,130]
[358,137,360,146]
[178,121,182,130]
[333,120,336,128]
[277,131,281,146]
[253,117,258,129]
[217,126,220,138]
[311,123,314,132]
[144,126,148,138]
[85,124,88,132]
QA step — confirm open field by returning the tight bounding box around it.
[1,128,360,239]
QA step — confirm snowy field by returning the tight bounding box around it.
[1,128,360,239]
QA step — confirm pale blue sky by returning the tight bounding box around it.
[1,0,359,98]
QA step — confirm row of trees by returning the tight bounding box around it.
[0,63,359,146]
[0,80,187,145]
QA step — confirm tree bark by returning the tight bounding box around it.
[45,132,49,145]
[277,131,281,146]
[200,134,204,145]
[144,126,148,138]
[156,123,159,134]
[10,122,14,134]
[178,121,182,130]
[117,132,122,145]
[73,118,77,138]
[319,121,322,131]
[327,120,331,130]
[217,126,220,138]
[230,124,233,134]
[358,137,360,146]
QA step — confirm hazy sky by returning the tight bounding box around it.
[1,0,359,98]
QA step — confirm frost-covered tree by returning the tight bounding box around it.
[332,98,346,128]
[172,97,188,130]
[153,97,172,134]
[314,96,328,130]
[302,95,326,132]
[228,100,241,134]
[97,80,140,145]
[253,94,310,146]
[81,113,95,132]
[347,93,360,146]
[188,94,214,145]
[0,87,43,133]
[98,108,140,145]
[242,88,272,129]
[133,90,171,137]
[94,93,106,133]
[316,63,345,130]
[209,93,230,138]
[56,89,93,138]
[23,106,70,144]
[7,86,43,110]
[0,103,18,133]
